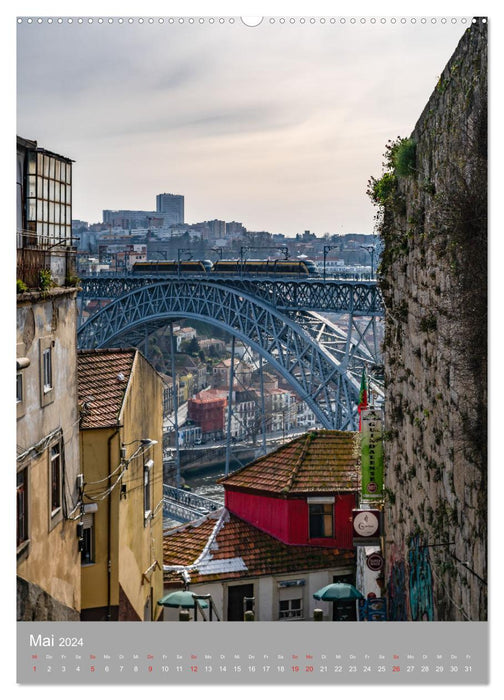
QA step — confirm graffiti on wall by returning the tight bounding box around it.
[387,546,408,621]
[408,535,434,621]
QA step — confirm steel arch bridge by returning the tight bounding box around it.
[77,275,384,430]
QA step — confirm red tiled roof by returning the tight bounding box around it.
[77,348,136,429]
[218,430,361,494]
[163,508,353,584]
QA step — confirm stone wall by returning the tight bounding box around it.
[376,19,487,621]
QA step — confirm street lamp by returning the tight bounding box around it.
[359,244,376,279]
[177,248,193,277]
[120,438,158,464]
[323,245,339,281]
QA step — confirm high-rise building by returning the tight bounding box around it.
[156,193,184,225]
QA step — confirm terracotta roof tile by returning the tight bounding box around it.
[77,348,136,429]
[218,430,361,494]
[163,508,353,584]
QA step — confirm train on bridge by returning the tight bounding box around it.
[132,259,320,276]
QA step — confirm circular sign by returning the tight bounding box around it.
[366,552,384,571]
[353,511,380,537]
[366,482,378,493]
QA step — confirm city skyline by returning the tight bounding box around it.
[17,17,468,236]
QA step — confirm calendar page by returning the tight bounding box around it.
[14,3,489,689]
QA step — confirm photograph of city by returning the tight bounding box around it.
[16,12,486,646]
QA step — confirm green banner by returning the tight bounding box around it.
[361,409,384,499]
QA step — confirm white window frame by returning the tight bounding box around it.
[42,347,52,392]
[39,337,55,407]
[308,497,335,539]
[144,459,153,524]
[279,597,304,620]
[50,441,62,518]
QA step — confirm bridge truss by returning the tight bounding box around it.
[77,276,384,431]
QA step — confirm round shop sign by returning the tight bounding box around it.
[366,552,384,572]
[353,511,380,537]
[366,482,378,493]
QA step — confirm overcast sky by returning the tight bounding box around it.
[17,16,469,236]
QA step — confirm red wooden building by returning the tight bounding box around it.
[219,430,360,549]
[162,430,362,621]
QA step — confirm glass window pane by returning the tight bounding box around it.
[27,200,36,221]
[37,175,43,197]
[28,151,37,174]
[43,178,49,199]
[49,180,54,201]
[37,152,44,173]
[43,155,49,177]
[66,163,71,184]
[28,175,36,197]
[55,159,60,180]
[49,157,55,179]
[49,202,54,223]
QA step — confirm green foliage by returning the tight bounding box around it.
[393,138,416,176]
[65,274,81,287]
[38,268,55,292]
[367,171,397,205]
[367,136,417,208]
[17,279,28,294]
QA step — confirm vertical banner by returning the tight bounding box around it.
[360,408,383,500]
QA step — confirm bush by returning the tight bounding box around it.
[17,279,28,294]
[393,138,416,176]
[38,268,55,291]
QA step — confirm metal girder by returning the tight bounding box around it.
[77,278,383,430]
[78,274,383,315]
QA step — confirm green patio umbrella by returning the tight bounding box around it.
[158,590,209,608]
[313,583,364,601]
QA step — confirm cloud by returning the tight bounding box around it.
[17,19,468,234]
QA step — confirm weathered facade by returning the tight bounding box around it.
[373,20,487,620]
[77,348,164,621]
[17,136,81,621]
[17,289,81,620]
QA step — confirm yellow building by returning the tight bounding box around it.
[77,348,164,621]
[16,137,81,621]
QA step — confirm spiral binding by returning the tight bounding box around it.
[17,17,481,26]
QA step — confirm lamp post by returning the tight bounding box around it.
[359,244,376,279]
[323,245,339,281]
[177,248,193,278]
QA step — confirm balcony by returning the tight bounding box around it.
[17,230,76,289]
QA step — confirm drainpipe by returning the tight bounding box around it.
[107,425,121,621]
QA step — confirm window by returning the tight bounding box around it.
[42,348,52,392]
[50,442,62,515]
[279,598,303,620]
[17,469,29,549]
[309,503,334,538]
[81,514,94,565]
[144,459,153,523]
[16,372,23,403]
[39,338,55,407]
